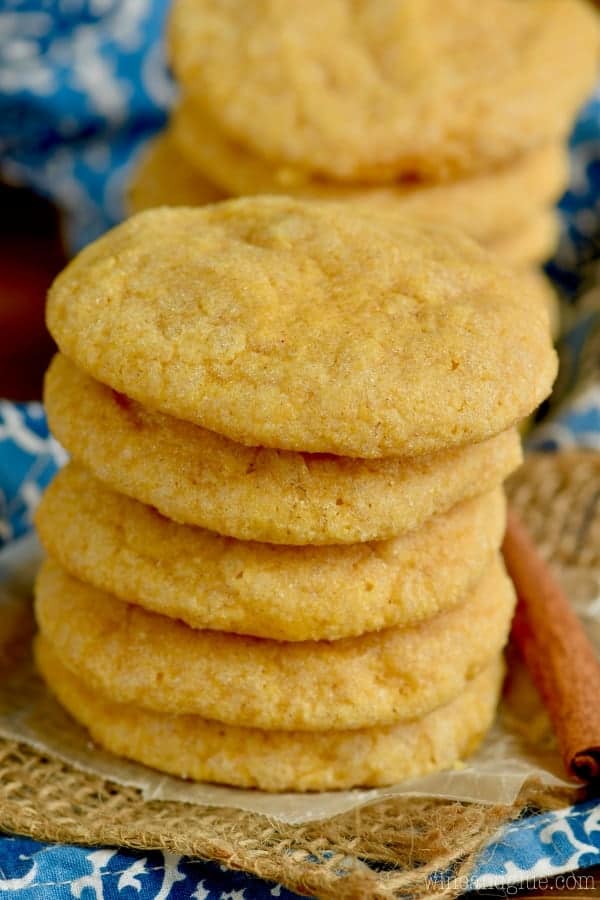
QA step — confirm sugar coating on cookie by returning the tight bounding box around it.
[169,0,598,181]
[36,637,504,791]
[172,99,568,242]
[37,463,506,641]
[45,356,522,544]
[35,556,515,731]
[46,201,557,457]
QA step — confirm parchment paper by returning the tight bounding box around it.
[0,533,587,825]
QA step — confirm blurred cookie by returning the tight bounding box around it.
[36,637,504,791]
[172,100,568,243]
[45,356,522,544]
[489,211,561,266]
[169,0,598,182]
[35,556,515,731]
[521,269,561,338]
[128,131,224,214]
[37,463,506,641]
[46,201,557,458]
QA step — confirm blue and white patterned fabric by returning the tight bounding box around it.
[0,837,300,899]
[471,798,600,891]
[528,300,600,451]
[549,84,600,299]
[0,0,174,251]
[0,816,598,899]
[521,83,600,453]
[0,402,65,548]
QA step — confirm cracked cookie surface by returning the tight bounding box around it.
[46,201,556,457]
[37,463,506,641]
[44,356,522,544]
[35,556,515,731]
[169,0,598,181]
[36,637,504,791]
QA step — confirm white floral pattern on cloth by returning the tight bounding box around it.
[0,401,65,546]
[471,798,600,891]
[0,837,299,899]
[0,0,174,251]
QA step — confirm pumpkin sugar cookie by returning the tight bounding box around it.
[35,557,515,731]
[37,463,506,641]
[46,201,557,458]
[36,637,504,792]
[45,356,522,544]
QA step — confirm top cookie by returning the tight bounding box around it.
[169,0,598,182]
[47,199,557,457]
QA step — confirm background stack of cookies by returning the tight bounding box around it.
[130,0,598,283]
[33,198,557,791]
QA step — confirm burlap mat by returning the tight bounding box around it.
[0,450,596,900]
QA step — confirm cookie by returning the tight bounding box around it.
[172,99,568,243]
[35,556,515,731]
[36,463,506,641]
[521,269,561,338]
[169,0,598,182]
[36,637,504,791]
[128,131,224,214]
[46,201,557,458]
[45,356,522,544]
[489,211,560,267]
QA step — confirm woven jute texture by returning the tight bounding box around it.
[0,450,596,900]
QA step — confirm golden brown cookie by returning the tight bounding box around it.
[169,0,598,182]
[36,636,504,791]
[35,556,515,731]
[520,269,561,339]
[46,201,557,458]
[489,211,561,267]
[36,463,506,641]
[128,131,224,214]
[172,99,568,242]
[45,356,522,544]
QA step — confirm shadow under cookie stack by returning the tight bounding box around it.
[131,0,598,291]
[34,198,557,791]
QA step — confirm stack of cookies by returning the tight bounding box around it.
[129,0,599,275]
[35,198,557,791]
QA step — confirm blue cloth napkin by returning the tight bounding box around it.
[0,807,599,899]
[0,0,173,251]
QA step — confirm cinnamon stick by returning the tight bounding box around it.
[502,508,600,783]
